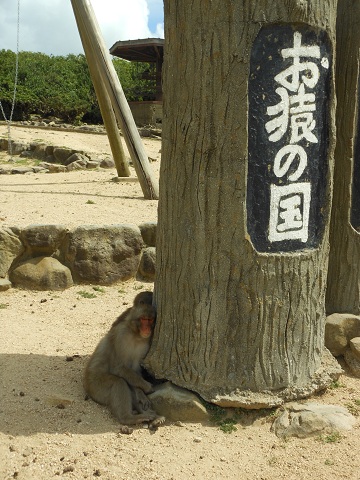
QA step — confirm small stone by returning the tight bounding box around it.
[63,466,74,473]
[193,437,202,443]
[349,337,360,361]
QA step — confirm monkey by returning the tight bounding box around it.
[84,292,165,432]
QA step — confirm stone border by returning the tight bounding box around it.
[0,222,156,291]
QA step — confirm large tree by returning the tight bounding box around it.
[146,0,339,408]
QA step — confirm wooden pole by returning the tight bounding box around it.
[75,11,130,177]
[71,0,159,199]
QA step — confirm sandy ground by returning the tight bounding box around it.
[1,125,360,480]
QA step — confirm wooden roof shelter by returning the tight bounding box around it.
[110,38,164,101]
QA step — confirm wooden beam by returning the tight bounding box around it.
[71,0,159,199]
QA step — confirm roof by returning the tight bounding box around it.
[109,38,164,63]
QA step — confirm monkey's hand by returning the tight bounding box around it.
[141,380,154,394]
[134,387,152,411]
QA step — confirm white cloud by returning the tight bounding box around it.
[0,0,163,56]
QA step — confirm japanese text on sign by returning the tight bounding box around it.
[265,31,329,243]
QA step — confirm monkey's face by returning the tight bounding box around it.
[139,317,155,339]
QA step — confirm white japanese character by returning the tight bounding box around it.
[273,144,307,182]
[275,31,320,92]
[290,112,317,144]
[268,183,311,243]
[265,87,289,142]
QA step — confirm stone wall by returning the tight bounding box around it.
[0,222,156,291]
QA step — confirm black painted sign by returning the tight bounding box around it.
[247,25,331,253]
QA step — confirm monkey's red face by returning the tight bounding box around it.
[139,317,155,338]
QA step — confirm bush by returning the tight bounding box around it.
[0,50,157,123]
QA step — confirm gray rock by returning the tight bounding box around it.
[11,167,34,174]
[137,247,156,281]
[10,141,29,155]
[0,227,24,277]
[149,382,209,422]
[20,224,68,256]
[64,225,143,284]
[344,349,360,377]
[44,155,56,164]
[272,402,356,439]
[325,313,360,356]
[86,160,100,169]
[100,158,115,169]
[10,256,73,290]
[53,147,75,164]
[350,337,360,361]
[32,166,47,173]
[0,138,8,150]
[32,144,47,160]
[39,163,67,173]
[139,222,157,247]
[64,152,88,166]
[0,278,12,291]
[66,161,85,171]
[19,151,33,158]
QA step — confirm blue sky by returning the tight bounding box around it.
[0,0,164,56]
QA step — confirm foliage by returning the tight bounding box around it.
[0,49,156,123]
[77,290,97,299]
[318,431,343,443]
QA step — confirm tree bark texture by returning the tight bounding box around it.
[146,0,338,407]
[326,0,360,315]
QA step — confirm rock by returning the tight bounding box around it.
[0,278,12,291]
[19,151,33,158]
[32,166,47,173]
[0,227,24,277]
[344,349,360,377]
[64,225,143,284]
[149,382,209,422]
[32,143,47,160]
[10,167,34,174]
[137,247,156,281]
[10,256,73,290]
[39,163,67,173]
[325,313,360,356]
[86,160,100,169]
[139,222,157,247]
[272,402,356,439]
[53,147,75,164]
[349,337,360,361]
[64,152,88,166]
[66,161,85,171]
[10,141,29,155]
[100,158,115,169]
[20,224,68,256]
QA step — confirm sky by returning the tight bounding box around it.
[0,0,164,56]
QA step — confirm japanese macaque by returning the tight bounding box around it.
[84,292,164,432]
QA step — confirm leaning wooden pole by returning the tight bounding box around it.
[71,0,159,199]
[74,7,130,177]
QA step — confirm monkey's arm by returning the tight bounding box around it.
[111,365,153,393]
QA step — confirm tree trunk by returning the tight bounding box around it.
[146,0,339,408]
[326,0,360,315]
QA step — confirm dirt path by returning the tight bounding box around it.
[0,125,359,480]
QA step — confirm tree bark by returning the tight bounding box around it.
[326,0,360,315]
[145,0,338,407]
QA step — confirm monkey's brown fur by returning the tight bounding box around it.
[84,292,164,429]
